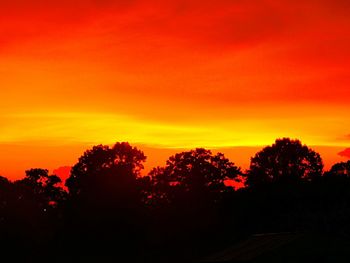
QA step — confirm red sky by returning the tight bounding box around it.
[0,0,349,179]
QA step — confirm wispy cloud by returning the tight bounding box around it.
[338,148,350,159]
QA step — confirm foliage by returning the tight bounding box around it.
[66,142,146,196]
[325,160,350,177]
[1,139,350,262]
[246,138,323,187]
[145,148,241,205]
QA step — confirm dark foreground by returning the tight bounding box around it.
[1,139,350,262]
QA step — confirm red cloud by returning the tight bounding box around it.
[338,148,350,159]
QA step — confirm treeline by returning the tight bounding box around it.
[0,138,350,262]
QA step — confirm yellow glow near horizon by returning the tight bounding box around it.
[0,111,348,149]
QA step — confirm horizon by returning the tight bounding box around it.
[0,142,348,181]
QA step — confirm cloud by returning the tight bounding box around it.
[2,0,350,70]
[2,0,349,76]
[0,0,349,153]
[337,136,350,158]
[0,1,315,51]
[338,148,350,159]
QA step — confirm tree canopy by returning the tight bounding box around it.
[145,148,241,205]
[65,142,146,196]
[16,168,66,207]
[0,139,349,262]
[325,160,350,178]
[246,138,323,187]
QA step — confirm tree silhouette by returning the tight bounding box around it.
[63,142,147,261]
[20,168,67,206]
[137,149,241,262]
[2,139,350,262]
[0,170,67,262]
[146,148,241,205]
[66,142,146,197]
[0,176,13,219]
[246,138,323,187]
[325,160,350,178]
[17,168,66,207]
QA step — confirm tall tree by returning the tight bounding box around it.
[246,138,323,187]
[63,142,147,260]
[66,142,146,197]
[145,148,241,205]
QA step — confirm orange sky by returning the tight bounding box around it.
[0,0,349,180]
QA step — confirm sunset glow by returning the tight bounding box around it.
[1,0,350,179]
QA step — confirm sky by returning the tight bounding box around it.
[0,0,350,179]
